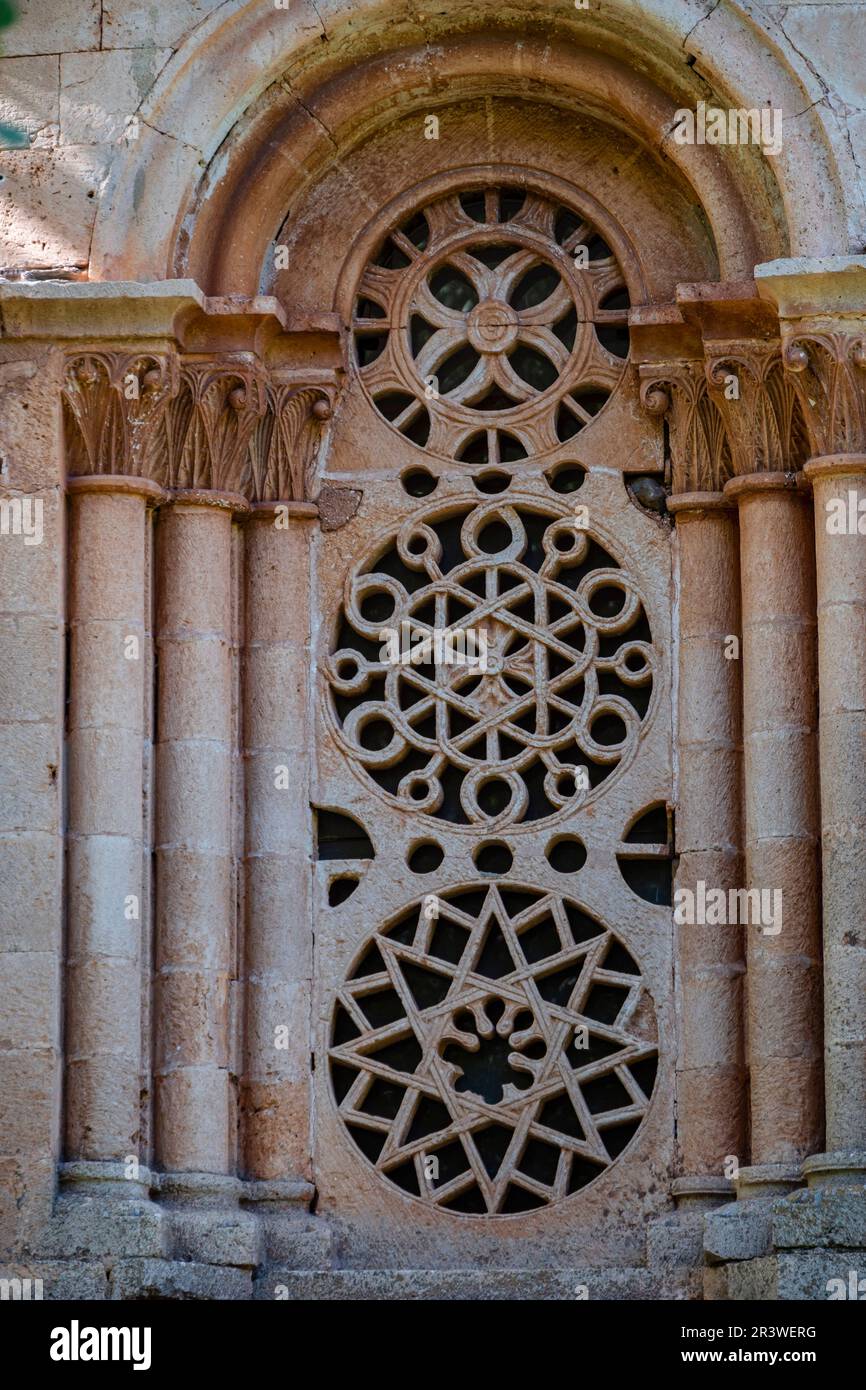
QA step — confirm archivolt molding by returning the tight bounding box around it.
[88,0,850,289]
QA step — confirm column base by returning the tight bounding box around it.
[705,1153,866,1298]
[59,1158,154,1201]
[735,1163,804,1199]
[803,1150,866,1188]
[645,1177,738,1283]
[36,1161,164,1261]
[702,1164,806,1268]
[242,1179,331,1266]
[156,1172,261,1268]
[671,1175,735,1210]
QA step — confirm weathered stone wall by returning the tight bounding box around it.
[0,1,864,276]
[2,0,866,1302]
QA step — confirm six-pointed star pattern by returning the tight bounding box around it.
[328,500,655,829]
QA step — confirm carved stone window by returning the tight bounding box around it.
[315,170,671,1244]
[326,498,655,829]
[329,886,658,1215]
[352,184,631,461]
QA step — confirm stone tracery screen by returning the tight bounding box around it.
[351,184,630,462]
[326,500,655,828]
[312,173,673,1243]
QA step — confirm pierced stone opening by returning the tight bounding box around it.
[329,885,658,1214]
[315,808,375,860]
[473,841,514,874]
[352,181,631,460]
[402,467,438,497]
[616,802,674,905]
[327,499,655,828]
[329,875,360,906]
[408,840,445,874]
[545,835,587,874]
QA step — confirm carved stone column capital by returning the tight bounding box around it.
[62,348,179,480]
[703,340,808,476]
[638,360,732,494]
[780,329,866,458]
[164,356,268,496]
[755,256,866,458]
[63,351,341,506]
[247,379,335,505]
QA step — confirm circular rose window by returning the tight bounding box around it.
[326,497,655,829]
[352,184,631,461]
[329,885,658,1215]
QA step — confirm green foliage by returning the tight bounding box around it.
[0,2,28,145]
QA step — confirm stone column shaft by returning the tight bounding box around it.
[65,476,161,1168]
[726,475,822,1170]
[670,495,746,1189]
[242,503,316,1185]
[806,455,866,1153]
[154,492,242,1175]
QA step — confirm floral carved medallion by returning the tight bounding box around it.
[352,183,631,462]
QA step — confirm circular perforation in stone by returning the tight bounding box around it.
[326,497,655,829]
[329,884,659,1215]
[352,184,631,461]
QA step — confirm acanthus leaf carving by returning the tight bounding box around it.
[62,350,178,479]
[62,349,339,504]
[163,358,267,494]
[781,330,866,458]
[704,342,808,476]
[248,384,333,503]
[638,361,732,494]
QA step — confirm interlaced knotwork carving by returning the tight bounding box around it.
[326,497,655,829]
[329,884,659,1214]
[352,184,631,462]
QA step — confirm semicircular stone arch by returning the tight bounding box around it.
[89,1,853,288]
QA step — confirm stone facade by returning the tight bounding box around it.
[1,0,866,1301]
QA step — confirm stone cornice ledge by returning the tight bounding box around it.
[755,256,866,320]
[8,279,347,507]
[0,278,345,351]
[0,278,208,340]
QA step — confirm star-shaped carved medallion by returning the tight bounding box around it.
[329,884,658,1215]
